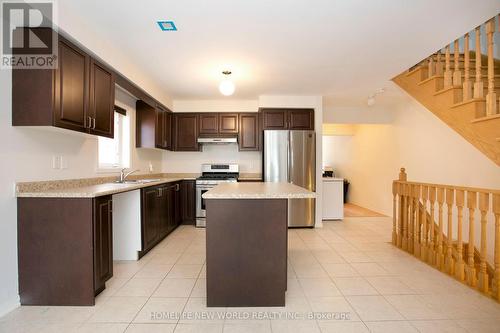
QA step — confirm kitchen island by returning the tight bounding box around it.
[202,182,315,307]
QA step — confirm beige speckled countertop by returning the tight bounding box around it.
[16,177,184,198]
[202,182,315,199]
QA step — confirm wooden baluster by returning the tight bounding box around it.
[486,19,497,115]
[436,187,445,270]
[402,183,409,251]
[466,191,477,287]
[473,26,484,99]
[478,192,490,293]
[463,33,472,101]
[444,45,453,88]
[408,185,415,254]
[428,55,435,77]
[428,187,436,265]
[436,50,443,75]
[414,185,422,258]
[455,190,465,281]
[493,193,500,300]
[445,188,455,274]
[421,186,429,261]
[392,182,398,245]
[453,39,462,86]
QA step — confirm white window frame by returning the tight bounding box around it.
[97,111,130,172]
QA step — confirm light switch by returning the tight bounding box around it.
[52,155,61,169]
[60,156,68,169]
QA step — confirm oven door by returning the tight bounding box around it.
[196,185,212,219]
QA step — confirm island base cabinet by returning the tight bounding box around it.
[205,199,287,307]
[17,197,102,306]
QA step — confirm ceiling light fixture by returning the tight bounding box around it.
[219,70,235,96]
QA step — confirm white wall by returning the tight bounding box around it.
[0,70,164,315]
[258,95,324,228]
[322,136,353,177]
[165,99,261,174]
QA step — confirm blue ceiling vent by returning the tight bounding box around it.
[157,21,177,31]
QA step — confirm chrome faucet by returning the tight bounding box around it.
[118,168,140,183]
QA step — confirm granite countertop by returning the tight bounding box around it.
[16,177,184,198]
[202,182,315,199]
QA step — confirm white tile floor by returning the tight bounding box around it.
[2,216,500,332]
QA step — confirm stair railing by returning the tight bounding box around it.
[393,168,500,301]
[419,14,499,117]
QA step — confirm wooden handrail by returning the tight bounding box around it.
[392,168,500,302]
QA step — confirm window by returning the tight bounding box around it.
[98,111,130,170]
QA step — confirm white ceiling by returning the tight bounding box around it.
[58,0,500,104]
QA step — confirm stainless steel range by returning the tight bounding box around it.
[196,163,239,227]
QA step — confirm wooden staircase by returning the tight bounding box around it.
[392,168,500,302]
[393,16,500,166]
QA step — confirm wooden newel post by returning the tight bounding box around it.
[399,168,407,181]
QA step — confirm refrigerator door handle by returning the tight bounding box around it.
[287,130,291,183]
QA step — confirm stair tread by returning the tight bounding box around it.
[471,113,500,123]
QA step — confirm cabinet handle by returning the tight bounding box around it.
[176,184,180,191]
[108,200,113,213]
[87,116,92,129]
[158,188,162,197]
[92,118,96,129]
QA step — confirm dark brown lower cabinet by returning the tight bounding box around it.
[140,182,182,257]
[181,180,196,224]
[93,195,113,295]
[17,196,113,306]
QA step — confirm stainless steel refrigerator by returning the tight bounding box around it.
[263,130,316,227]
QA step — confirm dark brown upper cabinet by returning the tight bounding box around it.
[199,113,219,134]
[288,109,314,130]
[238,113,259,151]
[136,101,172,150]
[173,113,200,151]
[89,59,115,138]
[261,108,314,130]
[219,113,239,134]
[12,34,115,138]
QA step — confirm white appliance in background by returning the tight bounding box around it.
[322,178,344,220]
[112,190,142,260]
[263,130,316,227]
[196,163,239,227]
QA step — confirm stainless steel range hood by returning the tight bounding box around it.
[197,137,238,144]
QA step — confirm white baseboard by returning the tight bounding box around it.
[0,295,20,317]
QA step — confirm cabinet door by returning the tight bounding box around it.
[167,185,177,232]
[141,187,159,251]
[93,195,113,295]
[261,109,288,130]
[174,114,200,151]
[89,60,115,138]
[181,180,196,224]
[54,39,90,132]
[219,113,239,134]
[155,109,164,149]
[164,111,172,150]
[158,185,169,237]
[174,183,182,227]
[289,109,314,130]
[238,113,259,151]
[199,113,219,134]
